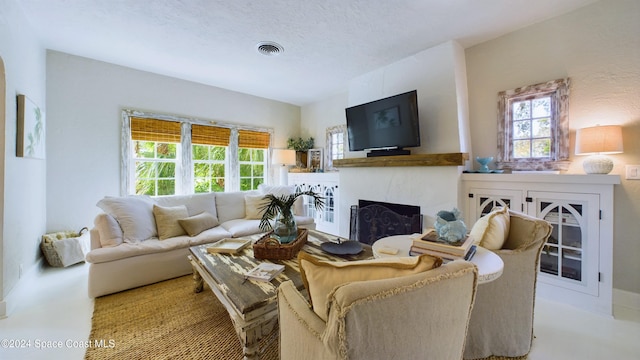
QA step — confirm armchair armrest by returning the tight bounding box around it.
[278,280,330,359]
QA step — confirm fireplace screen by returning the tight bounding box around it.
[351,200,422,245]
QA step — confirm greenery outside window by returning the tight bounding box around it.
[134,141,179,196]
[193,145,226,193]
[497,78,571,171]
[239,148,265,191]
[325,124,346,171]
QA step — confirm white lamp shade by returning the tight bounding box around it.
[575,125,623,155]
[272,149,296,165]
[575,125,623,174]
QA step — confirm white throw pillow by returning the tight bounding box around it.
[216,191,259,223]
[245,194,270,220]
[469,206,510,250]
[153,204,189,240]
[96,196,157,242]
[94,213,123,248]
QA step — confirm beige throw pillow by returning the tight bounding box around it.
[178,212,219,236]
[298,251,443,321]
[153,204,189,240]
[469,206,510,250]
[244,194,270,220]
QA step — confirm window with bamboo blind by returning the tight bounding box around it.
[130,117,180,196]
[123,111,272,195]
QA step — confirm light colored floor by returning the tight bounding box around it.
[1,262,639,360]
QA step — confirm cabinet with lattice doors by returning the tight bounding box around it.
[288,172,339,235]
[461,173,619,315]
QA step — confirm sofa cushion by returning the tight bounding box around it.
[153,205,189,240]
[298,251,442,321]
[216,191,259,223]
[187,226,233,246]
[94,213,123,248]
[154,192,219,221]
[221,219,263,238]
[179,211,219,237]
[86,236,191,264]
[245,194,269,220]
[96,195,157,243]
[469,206,510,250]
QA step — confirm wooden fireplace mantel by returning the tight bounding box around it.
[333,153,469,168]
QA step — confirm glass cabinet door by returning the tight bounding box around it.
[528,192,600,296]
[539,202,583,281]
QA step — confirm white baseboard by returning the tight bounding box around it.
[0,258,45,319]
[613,288,640,322]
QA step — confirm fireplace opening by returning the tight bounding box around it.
[350,200,423,245]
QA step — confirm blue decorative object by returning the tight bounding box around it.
[434,208,467,243]
[476,156,493,173]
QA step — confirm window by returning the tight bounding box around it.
[130,117,181,196]
[192,124,229,193]
[122,110,271,195]
[497,78,570,171]
[325,125,346,170]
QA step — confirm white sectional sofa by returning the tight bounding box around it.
[86,186,314,298]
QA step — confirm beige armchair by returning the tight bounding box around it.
[463,210,552,360]
[278,260,478,360]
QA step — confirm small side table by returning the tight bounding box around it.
[372,235,504,284]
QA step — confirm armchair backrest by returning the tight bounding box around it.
[322,260,478,360]
[463,210,552,359]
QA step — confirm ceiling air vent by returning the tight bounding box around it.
[256,41,284,56]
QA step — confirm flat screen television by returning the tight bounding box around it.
[345,90,420,157]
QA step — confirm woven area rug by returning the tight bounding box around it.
[85,275,279,360]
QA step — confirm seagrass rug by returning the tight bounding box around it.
[85,275,279,360]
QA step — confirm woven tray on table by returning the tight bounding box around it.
[253,228,308,260]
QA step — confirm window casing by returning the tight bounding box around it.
[122,110,272,195]
[325,125,346,171]
[497,78,570,171]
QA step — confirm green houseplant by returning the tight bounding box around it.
[259,190,324,244]
[287,137,314,168]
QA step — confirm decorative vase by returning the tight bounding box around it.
[476,156,493,173]
[273,208,298,244]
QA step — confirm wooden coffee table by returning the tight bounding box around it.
[188,229,372,360]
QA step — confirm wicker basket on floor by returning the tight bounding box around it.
[253,228,308,260]
[41,227,88,267]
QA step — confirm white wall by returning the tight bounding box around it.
[46,51,301,233]
[0,0,47,316]
[465,0,640,294]
[302,41,471,237]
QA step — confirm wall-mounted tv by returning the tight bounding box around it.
[345,90,420,157]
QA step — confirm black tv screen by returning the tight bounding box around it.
[345,90,420,154]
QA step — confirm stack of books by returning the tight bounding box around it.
[410,229,476,262]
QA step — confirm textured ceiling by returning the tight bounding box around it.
[18,0,596,105]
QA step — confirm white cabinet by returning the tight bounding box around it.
[288,172,340,235]
[461,173,620,315]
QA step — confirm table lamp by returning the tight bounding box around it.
[575,125,623,174]
[272,149,296,185]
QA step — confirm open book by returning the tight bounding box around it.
[245,263,285,282]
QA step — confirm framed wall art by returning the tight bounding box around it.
[308,148,323,172]
[17,94,46,159]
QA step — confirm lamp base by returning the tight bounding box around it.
[279,165,289,185]
[582,154,614,174]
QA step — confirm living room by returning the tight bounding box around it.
[1,0,639,358]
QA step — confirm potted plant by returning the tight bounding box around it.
[259,190,324,244]
[287,137,314,168]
